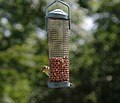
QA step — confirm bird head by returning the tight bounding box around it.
[41,65,49,73]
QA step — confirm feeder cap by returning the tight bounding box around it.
[47,9,68,19]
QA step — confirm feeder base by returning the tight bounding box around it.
[48,81,71,88]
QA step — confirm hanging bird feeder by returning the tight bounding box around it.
[45,0,71,88]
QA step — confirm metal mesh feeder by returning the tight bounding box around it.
[45,0,71,88]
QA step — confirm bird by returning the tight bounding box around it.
[41,65,73,88]
[41,65,50,76]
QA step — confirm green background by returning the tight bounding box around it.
[0,0,120,103]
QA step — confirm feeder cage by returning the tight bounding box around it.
[45,0,71,88]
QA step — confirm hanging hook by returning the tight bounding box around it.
[45,0,71,29]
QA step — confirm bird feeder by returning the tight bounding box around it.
[45,0,71,88]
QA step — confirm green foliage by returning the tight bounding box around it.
[0,0,120,103]
[0,69,30,103]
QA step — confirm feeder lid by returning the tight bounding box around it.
[47,9,68,19]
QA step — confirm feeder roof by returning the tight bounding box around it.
[47,9,68,19]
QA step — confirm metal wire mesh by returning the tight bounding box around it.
[48,18,70,82]
[48,18,69,57]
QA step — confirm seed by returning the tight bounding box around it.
[49,57,69,82]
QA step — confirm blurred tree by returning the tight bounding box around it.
[0,0,120,103]
[0,0,48,103]
[77,0,120,103]
[93,1,120,103]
